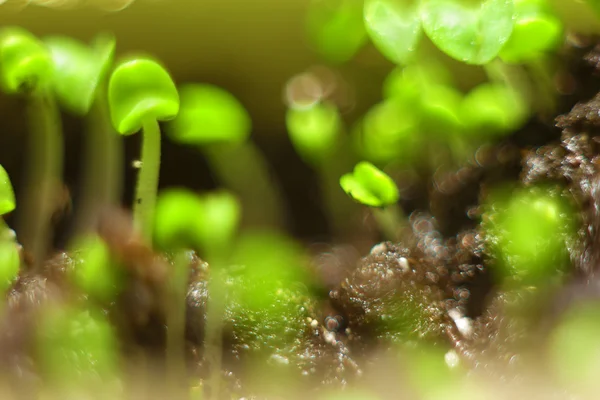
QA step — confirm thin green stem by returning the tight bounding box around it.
[372,203,405,242]
[166,250,191,399]
[73,84,123,235]
[134,119,161,244]
[17,88,63,268]
[203,142,287,231]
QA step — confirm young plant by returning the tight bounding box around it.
[0,165,19,296]
[108,56,179,244]
[306,0,368,63]
[340,161,403,241]
[363,0,422,65]
[44,33,123,235]
[154,188,240,399]
[0,26,63,268]
[166,83,286,230]
[420,0,515,65]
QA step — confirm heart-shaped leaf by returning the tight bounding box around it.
[340,161,399,207]
[364,0,422,65]
[421,0,514,65]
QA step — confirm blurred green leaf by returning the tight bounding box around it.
[0,164,15,216]
[0,240,19,294]
[167,84,251,146]
[340,161,399,207]
[286,101,341,166]
[364,0,422,65]
[499,0,563,63]
[420,0,514,65]
[383,62,454,101]
[306,0,368,63]
[44,33,115,115]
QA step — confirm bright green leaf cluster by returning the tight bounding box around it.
[340,161,399,207]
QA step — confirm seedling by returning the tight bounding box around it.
[484,185,576,286]
[44,33,122,235]
[0,165,19,296]
[420,0,514,65]
[363,0,422,65]
[0,26,63,268]
[154,188,240,399]
[69,234,123,303]
[108,56,179,244]
[340,161,403,241]
[166,83,286,230]
[306,0,368,63]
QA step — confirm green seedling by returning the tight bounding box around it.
[499,0,563,64]
[0,164,16,235]
[0,26,63,268]
[44,33,123,235]
[0,165,19,296]
[460,82,528,136]
[69,234,123,303]
[306,0,368,63]
[420,0,514,65]
[108,56,179,244]
[167,83,286,230]
[340,161,403,241]
[383,61,454,102]
[484,185,576,286]
[154,188,240,400]
[363,0,422,65]
[36,304,120,395]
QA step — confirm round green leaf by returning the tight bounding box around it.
[167,84,251,146]
[196,191,241,257]
[306,0,368,63]
[0,240,20,294]
[70,235,122,302]
[108,57,179,135]
[286,101,341,166]
[364,0,422,65]
[0,164,15,215]
[340,161,399,207]
[460,83,528,135]
[383,62,453,101]
[421,0,514,65]
[499,0,563,63]
[0,26,53,93]
[44,33,115,115]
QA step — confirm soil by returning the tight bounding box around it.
[3,39,600,399]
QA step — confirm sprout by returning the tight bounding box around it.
[108,56,179,243]
[383,62,454,102]
[44,33,115,115]
[70,235,122,303]
[154,188,240,399]
[167,84,250,146]
[0,27,63,267]
[340,161,403,241]
[0,240,20,295]
[484,185,576,286]
[420,0,514,65]
[166,83,286,231]
[306,0,368,63]
[363,0,422,65]
[460,83,528,136]
[499,0,563,64]
[0,164,15,216]
[286,101,341,166]
[0,27,53,93]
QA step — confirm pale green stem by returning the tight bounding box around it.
[203,142,287,231]
[17,88,63,268]
[372,203,405,242]
[134,119,161,244]
[483,58,532,102]
[166,249,191,399]
[73,85,123,235]
[527,56,557,115]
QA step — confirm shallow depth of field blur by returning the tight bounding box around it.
[3,0,600,399]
